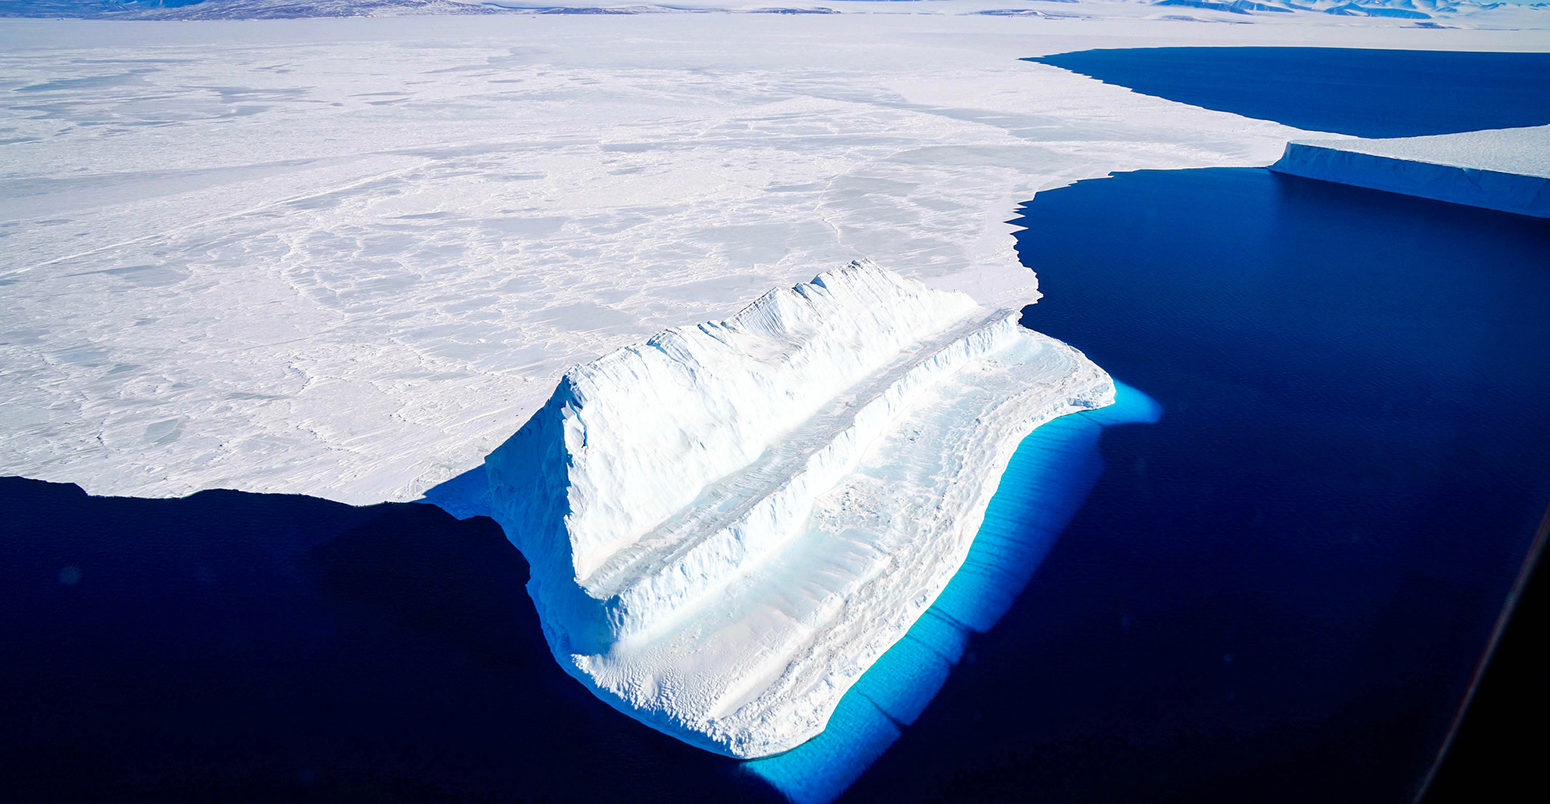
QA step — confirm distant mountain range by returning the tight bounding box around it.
[0,0,500,18]
[0,0,1544,22]
[1151,0,1509,18]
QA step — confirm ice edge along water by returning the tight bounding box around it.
[1270,125,1550,219]
[484,260,1114,757]
[748,379,1161,804]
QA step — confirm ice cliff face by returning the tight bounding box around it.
[1270,126,1550,219]
[486,261,1114,757]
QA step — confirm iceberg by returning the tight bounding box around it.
[485,260,1113,757]
[1270,125,1550,219]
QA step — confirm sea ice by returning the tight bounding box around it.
[484,261,1113,756]
[4,6,1544,520]
[0,11,1331,506]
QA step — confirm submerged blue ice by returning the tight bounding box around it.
[421,370,1159,801]
[747,381,1161,804]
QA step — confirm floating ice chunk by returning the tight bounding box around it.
[485,260,1113,757]
[1270,125,1550,219]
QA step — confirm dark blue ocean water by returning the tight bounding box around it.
[1027,48,1550,137]
[853,166,1547,803]
[7,46,1550,804]
[0,479,784,801]
[1,396,1150,804]
[9,167,1544,801]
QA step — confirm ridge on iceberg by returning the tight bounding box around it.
[485,260,1114,757]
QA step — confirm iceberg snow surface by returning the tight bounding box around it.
[485,260,1113,757]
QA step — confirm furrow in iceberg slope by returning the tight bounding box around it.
[484,260,1113,757]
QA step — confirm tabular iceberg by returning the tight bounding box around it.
[485,260,1113,757]
[1270,125,1550,219]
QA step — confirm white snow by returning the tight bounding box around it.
[1271,125,1550,217]
[484,261,1113,756]
[7,12,1542,505]
[3,0,1547,764]
[15,0,1550,27]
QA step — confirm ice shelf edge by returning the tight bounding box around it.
[1270,139,1550,219]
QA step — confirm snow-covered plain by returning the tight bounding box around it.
[6,0,1549,26]
[6,9,1544,505]
[485,260,1111,756]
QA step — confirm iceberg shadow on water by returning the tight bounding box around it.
[746,381,1161,804]
[0,477,780,802]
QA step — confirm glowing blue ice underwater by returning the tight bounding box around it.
[745,380,1161,804]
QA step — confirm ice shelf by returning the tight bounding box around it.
[1270,125,1550,219]
[483,260,1113,757]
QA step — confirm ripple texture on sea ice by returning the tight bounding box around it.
[484,260,1114,757]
